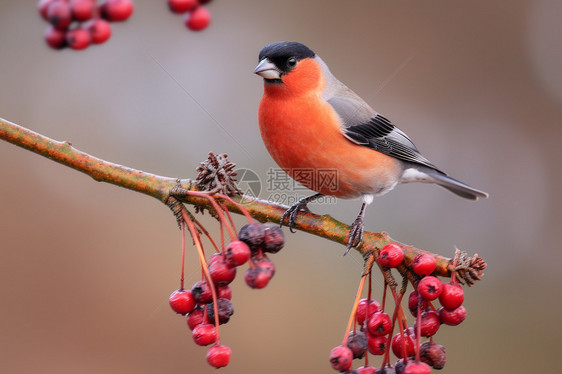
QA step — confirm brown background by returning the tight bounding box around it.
[1,1,561,373]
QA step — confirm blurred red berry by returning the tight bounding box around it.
[209,258,236,286]
[347,330,367,359]
[367,334,387,355]
[70,0,95,21]
[168,0,198,13]
[378,244,404,268]
[245,256,275,289]
[192,280,213,304]
[414,310,440,337]
[407,291,427,317]
[44,26,67,49]
[391,328,416,359]
[412,254,436,276]
[438,305,466,326]
[356,298,382,325]
[101,0,134,22]
[329,345,353,372]
[47,1,72,30]
[186,307,205,330]
[185,6,211,31]
[66,28,91,50]
[217,285,232,300]
[263,224,285,253]
[367,312,392,336]
[206,298,234,325]
[224,240,251,267]
[403,361,431,374]
[439,282,464,310]
[198,0,213,4]
[420,341,446,370]
[192,323,217,346]
[357,365,377,374]
[238,223,265,252]
[39,0,60,20]
[206,344,231,368]
[169,289,196,315]
[84,18,112,44]
[417,276,443,301]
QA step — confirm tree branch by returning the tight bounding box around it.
[0,117,485,284]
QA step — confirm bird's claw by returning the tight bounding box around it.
[344,216,364,255]
[280,203,309,233]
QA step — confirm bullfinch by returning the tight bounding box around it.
[254,41,488,254]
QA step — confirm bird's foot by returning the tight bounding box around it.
[344,214,365,256]
[280,193,323,233]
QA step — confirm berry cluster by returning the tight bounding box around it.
[38,0,134,50]
[169,219,284,368]
[167,0,213,31]
[328,243,467,373]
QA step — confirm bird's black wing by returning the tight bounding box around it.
[342,113,443,172]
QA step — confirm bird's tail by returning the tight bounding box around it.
[402,165,489,200]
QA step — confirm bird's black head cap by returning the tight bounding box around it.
[258,41,316,74]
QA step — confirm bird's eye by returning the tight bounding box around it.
[287,57,297,68]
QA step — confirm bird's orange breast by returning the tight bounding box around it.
[258,60,401,199]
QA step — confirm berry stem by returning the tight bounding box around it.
[219,201,237,236]
[216,193,255,223]
[186,191,237,241]
[415,291,422,362]
[181,210,221,344]
[193,218,220,253]
[342,273,367,346]
[180,221,187,290]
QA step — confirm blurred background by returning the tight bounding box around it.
[1,1,561,373]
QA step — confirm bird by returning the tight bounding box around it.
[253,41,488,254]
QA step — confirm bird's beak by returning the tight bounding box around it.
[254,58,281,79]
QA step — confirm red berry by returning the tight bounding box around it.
[70,0,95,21]
[412,254,436,276]
[238,223,265,252]
[169,289,196,315]
[438,305,466,326]
[44,26,67,49]
[356,298,382,325]
[208,253,223,265]
[192,323,217,346]
[168,0,198,13]
[417,276,443,301]
[224,240,251,267]
[206,298,234,325]
[192,280,213,304]
[39,0,60,20]
[329,345,353,372]
[407,291,427,317]
[414,310,440,337]
[391,328,416,359]
[263,224,285,253]
[367,335,387,355]
[185,6,211,31]
[206,344,231,368]
[403,361,431,374]
[395,359,406,374]
[357,366,377,374]
[66,28,91,50]
[209,258,236,286]
[347,330,367,359]
[198,0,213,4]
[83,18,112,44]
[420,341,446,370]
[367,312,392,336]
[378,244,404,268]
[47,1,73,30]
[439,282,464,310]
[244,256,275,289]
[217,285,232,300]
[186,307,205,330]
[100,0,134,22]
